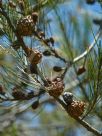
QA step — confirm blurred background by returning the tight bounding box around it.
[0,0,102,136]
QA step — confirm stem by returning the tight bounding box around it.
[33,30,66,63]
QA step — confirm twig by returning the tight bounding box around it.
[73,29,102,63]
[76,117,102,136]
[56,98,102,136]
[61,29,102,79]
[33,30,66,62]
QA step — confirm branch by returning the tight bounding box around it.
[61,29,102,79]
[0,89,45,102]
[56,98,102,136]
[73,29,102,63]
[0,7,67,63]
[76,118,102,136]
[33,30,66,63]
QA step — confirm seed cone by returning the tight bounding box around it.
[0,85,5,95]
[63,92,73,105]
[30,64,38,74]
[86,0,95,4]
[43,50,51,56]
[67,100,85,118]
[31,100,39,110]
[47,77,64,98]
[16,15,34,36]
[31,12,38,24]
[22,46,42,65]
[93,19,102,25]
[53,66,63,72]
[39,31,45,39]
[12,87,27,100]
[77,66,86,75]
[29,49,42,65]
[49,37,54,45]
[26,91,35,100]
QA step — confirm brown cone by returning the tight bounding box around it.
[16,15,34,36]
[67,100,85,118]
[29,49,42,65]
[47,77,64,98]
[12,86,27,100]
[77,66,86,75]
[0,85,5,95]
[31,12,38,24]
[8,1,16,8]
